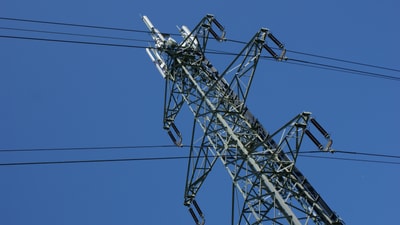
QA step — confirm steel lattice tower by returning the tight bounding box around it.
[143,14,344,225]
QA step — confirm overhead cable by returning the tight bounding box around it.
[285,58,400,81]
[0,156,189,167]
[2,16,400,74]
[299,155,400,165]
[1,17,400,82]
[0,35,147,49]
[0,144,182,153]
[286,49,400,73]
[0,154,398,167]
[333,149,400,159]
[0,26,149,42]
[0,144,399,167]
[2,145,399,160]
[1,34,399,82]
[0,16,148,33]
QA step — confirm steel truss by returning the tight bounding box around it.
[143,14,344,225]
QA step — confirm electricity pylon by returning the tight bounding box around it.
[143,14,344,225]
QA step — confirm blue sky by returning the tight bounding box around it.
[1,1,399,224]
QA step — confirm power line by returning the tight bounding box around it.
[259,55,400,81]
[286,49,400,73]
[0,155,189,167]
[0,16,148,33]
[2,145,399,160]
[0,26,149,42]
[0,144,183,153]
[0,153,398,167]
[0,35,147,49]
[226,39,400,72]
[2,34,399,82]
[227,38,400,74]
[1,19,400,82]
[299,149,400,160]
[0,144,399,167]
[299,155,400,165]
[333,149,400,159]
[286,58,400,81]
[2,16,400,75]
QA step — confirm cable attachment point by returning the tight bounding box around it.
[187,199,205,225]
[305,118,333,152]
[166,122,183,147]
[263,30,287,61]
[205,14,226,41]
